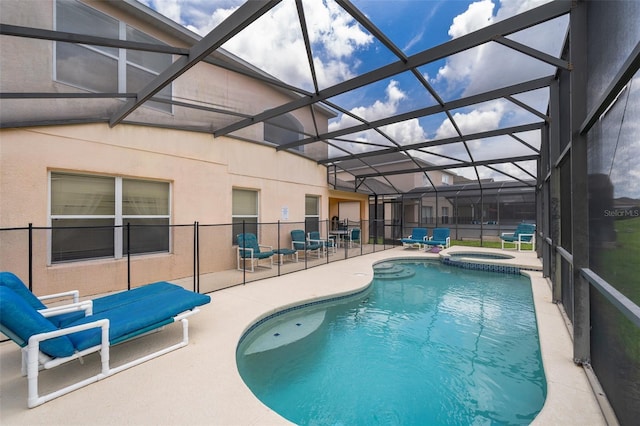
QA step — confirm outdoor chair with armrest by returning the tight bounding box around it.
[401,228,428,249]
[291,229,323,258]
[0,271,210,408]
[501,223,536,251]
[308,231,337,254]
[237,233,275,272]
[425,228,450,249]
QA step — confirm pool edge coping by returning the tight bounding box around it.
[233,249,606,425]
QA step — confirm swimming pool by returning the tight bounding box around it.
[237,260,546,425]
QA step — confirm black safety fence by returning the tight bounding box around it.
[0,219,401,298]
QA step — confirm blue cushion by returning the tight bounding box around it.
[432,228,450,240]
[0,271,90,327]
[237,233,259,252]
[501,224,535,242]
[92,282,183,313]
[53,282,188,328]
[0,287,75,358]
[0,272,46,310]
[291,230,306,244]
[238,234,274,258]
[410,228,427,240]
[274,248,296,255]
[67,289,211,351]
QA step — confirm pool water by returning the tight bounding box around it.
[237,260,546,425]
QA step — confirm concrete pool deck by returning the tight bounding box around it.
[0,247,606,425]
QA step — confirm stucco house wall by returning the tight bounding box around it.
[0,0,365,296]
[0,123,337,295]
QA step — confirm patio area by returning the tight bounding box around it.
[0,247,606,425]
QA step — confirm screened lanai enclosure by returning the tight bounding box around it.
[1,0,639,424]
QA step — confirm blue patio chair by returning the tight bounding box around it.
[501,223,536,251]
[401,228,428,249]
[237,233,275,272]
[425,228,450,249]
[344,228,361,248]
[308,231,337,254]
[0,272,210,408]
[291,229,323,258]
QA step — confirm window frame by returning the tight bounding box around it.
[305,195,320,233]
[441,206,450,224]
[232,188,259,245]
[48,171,172,264]
[53,0,173,113]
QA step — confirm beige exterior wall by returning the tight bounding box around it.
[0,122,341,296]
[0,0,330,140]
[0,0,358,296]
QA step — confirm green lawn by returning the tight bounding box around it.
[450,239,503,249]
[598,216,640,305]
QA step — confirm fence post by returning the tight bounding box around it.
[277,220,281,274]
[325,218,330,264]
[193,221,198,293]
[28,223,33,291]
[242,220,246,285]
[126,222,131,290]
[360,219,363,255]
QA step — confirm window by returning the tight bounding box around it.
[305,195,320,232]
[441,206,449,224]
[441,174,451,185]
[55,0,172,112]
[122,179,170,255]
[50,172,170,262]
[232,189,258,243]
[421,206,433,224]
[264,114,303,152]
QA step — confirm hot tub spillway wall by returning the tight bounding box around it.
[441,252,522,274]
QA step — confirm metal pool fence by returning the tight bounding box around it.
[0,219,402,296]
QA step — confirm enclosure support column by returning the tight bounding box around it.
[570,0,590,365]
[550,76,563,303]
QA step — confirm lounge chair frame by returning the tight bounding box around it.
[23,307,199,408]
[291,230,323,258]
[236,233,275,272]
[425,228,451,249]
[308,231,337,254]
[0,272,210,409]
[401,228,428,249]
[236,245,274,272]
[501,224,536,251]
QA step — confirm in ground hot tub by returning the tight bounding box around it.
[440,250,527,274]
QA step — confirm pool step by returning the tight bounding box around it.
[243,310,326,355]
[373,262,415,279]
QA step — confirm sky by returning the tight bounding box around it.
[138,0,568,182]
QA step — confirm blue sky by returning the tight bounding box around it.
[138,0,567,181]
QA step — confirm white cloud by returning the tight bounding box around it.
[328,80,426,153]
[142,0,373,89]
[140,0,566,183]
[427,0,566,182]
[434,100,505,138]
[434,0,563,96]
[448,0,496,38]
